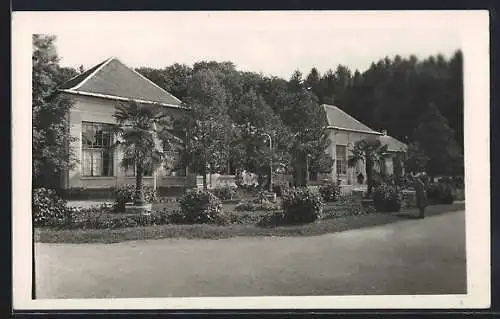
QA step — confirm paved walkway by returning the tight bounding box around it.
[35,210,466,299]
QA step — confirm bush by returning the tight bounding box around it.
[114,184,158,212]
[318,183,341,202]
[272,183,290,197]
[426,182,454,204]
[226,211,269,225]
[210,184,236,200]
[281,187,324,223]
[234,199,281,212]
[257,211,287,227]
[33,188,72,227]
[68,206,171,229]
[177,189,227,224]
[372,183,402,212]
[322,195,376,219]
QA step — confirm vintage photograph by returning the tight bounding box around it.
[12,10,490,309]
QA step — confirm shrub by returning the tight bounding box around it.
[258,211,287,227]
[318,183,341,202]
[114,184,158,212]
[281,187,324,223]
[234,201,258,211]
[226,211,269,225]
[68,206,171,230]
[426,182,454,204]
[177,189,226,224]
[210,184,236,200]
[372,183,402,212]
[322,195,376,219]
[33,188,72,227]
[234,199,281,212]
[234,185,259,200]
[272,183,290,197]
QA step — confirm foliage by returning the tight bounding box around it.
[414,103,463,177]
[372,183,402,212]
[177,189,227,224]
[113,101,178,203]
[404,142,429,174]
[234,199,281,212]
[318,183,341,202]
[234,184,260,199]
[32,188,72,227]
[426,182,454,204]
[272,183,290,197]
[68,207,171,229]
[321,195,376,219]
[32,35,78,190]
[182,68,232,187]
[135,52,463,186]
[348,138,390,196]
[210,184,236,200]
[114,184,158,212]
[281,187,324,223]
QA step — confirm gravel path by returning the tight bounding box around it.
[35,210,466,299]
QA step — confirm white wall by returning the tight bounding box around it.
[327,129,380,186]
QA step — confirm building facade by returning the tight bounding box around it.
[58,57,193,194]
[321,104,407,189]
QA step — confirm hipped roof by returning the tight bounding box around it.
[58,57,184,109]
[322,104,407,151]
[322,104,381,135]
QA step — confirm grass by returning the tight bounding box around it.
[35,202,465,244]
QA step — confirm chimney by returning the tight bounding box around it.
[382,130,387,136]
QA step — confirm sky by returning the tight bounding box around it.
[21,11,468,79]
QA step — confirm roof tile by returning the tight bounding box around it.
[322,104,380,134]
[58,57,182,107]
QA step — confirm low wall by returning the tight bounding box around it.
[63,176,193,200]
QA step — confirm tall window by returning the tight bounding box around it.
[336,145,347,176]
[82,122,114,177]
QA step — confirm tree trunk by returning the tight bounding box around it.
[366,157,374,196]
[202,164,207,190]
[134,164,145,205]
[267,167,272,192]
[394,155,402,186]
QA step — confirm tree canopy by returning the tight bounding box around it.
[32,35,78,190]
[136,52,463,179]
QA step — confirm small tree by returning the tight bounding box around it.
[113,101,177,205]
[348,138,389,196]
[32,34,79,191]
[414,102,462,178]
[403,141,430,175]
[182,68,231,189]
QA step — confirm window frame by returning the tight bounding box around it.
[336,144,348,176]
[81,121,115,177]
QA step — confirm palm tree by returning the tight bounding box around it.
[113,101,178,205]
[348,138,389,196]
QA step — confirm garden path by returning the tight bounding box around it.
[35,210,466,298]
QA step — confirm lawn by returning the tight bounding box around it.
[35,202,465,244]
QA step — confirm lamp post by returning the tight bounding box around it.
[261,133,273,193]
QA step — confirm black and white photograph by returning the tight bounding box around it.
[12,10,490,310]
